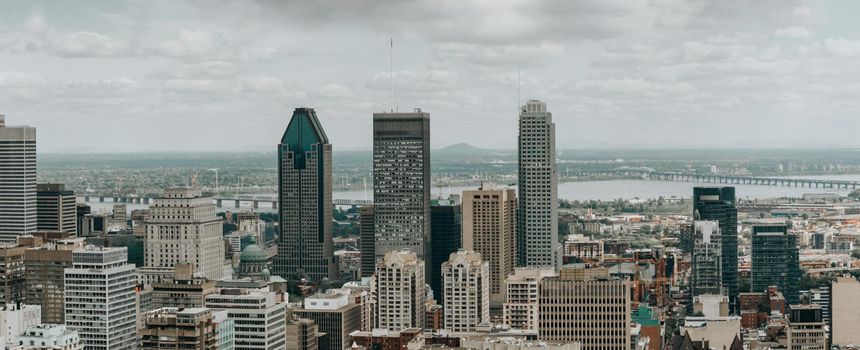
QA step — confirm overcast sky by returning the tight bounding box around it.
[1,0,859,153]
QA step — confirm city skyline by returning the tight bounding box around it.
[3,1,860,153]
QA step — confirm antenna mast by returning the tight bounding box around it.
[390,38,395,113]
[517,61,521,108]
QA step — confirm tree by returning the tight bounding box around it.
[851,248,860,260]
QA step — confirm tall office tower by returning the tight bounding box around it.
[296,290,362,350]
[539,265,631,349]
[145,187,226,281]
[503,267,556,331]
[786,305,827,350]
[25,238,81,324]
[375,250,426,331]
[693,187,738,310]
[517,100,558,268]
[442,250,489,333]
[64,246,137,350]
[0,243,25,304]
[831,276,860,346]
[276,108,336,283]
[691,221,722,297]
[359,206,375,278]
[429,200,461,303]
[206,289,287,350]
[35,184,77,237]
[372,110,431,279]
[751,223,800,303]
[0,116,37,241]
[75,204,90,237]
[462,187,517,306]
[140,307,220,350]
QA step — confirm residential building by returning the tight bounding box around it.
[693,187,738,310]
[441,250,489,333]
[349,328,423,350]
[275,108,336,282]
[691,221,722,297]
[140,307,220,350]
[831,276,860,346]
[538,264,631,350]
[0,116,37,241]
[462,187,516,306]
[786,304,827,350]
[64,246,137,350]
[375,250,426,330]
[205,289,287,350]
[504,267,556,331]
[430,200,461,304]
[0,243,25,304]
[359,206,375,278]
[562,234,603,263]
[372,110,431,279]
[24,238,82,324]
[751,223,800,303]
[517,100,558,268]
[144,187,226,281]
[295,290,361,350]
[35,184,76,237]
[14,324,82,350]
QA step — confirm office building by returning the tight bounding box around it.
[205,289,287,350]
[691,221,722,297]
[442,250,489,333]
[0,243,25,305]
[430,200,461,303]
[462,187,516,306]
[0,116,37,241]
[751,223,800,303]
[150,263,217,309]
[800,286,831,332]
[693,187,738,309]
[286,314,321,350]
[14,324,82,350]
[359,206,375,278]
[24,238,82,324]
[503,267,556,331]
[295,290,361,350]
[539,265,631,350]
[831,276,860,346]
[64,246,137,350]
[74,204,90,237]
[562,234,603,263]
[276,108,336,283]
[786,304,827,350]
[375,250,426,331]
[213,310,235,350]
[372,110,431,278]
[517,100,558,268]
[145,187,226,281]
[35,184,76,237]
[140,307,220,350]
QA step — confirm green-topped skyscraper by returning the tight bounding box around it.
[275,108,336,283]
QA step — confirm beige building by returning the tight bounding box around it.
[140,307,219,350]
[504,267,556,331]
[442,250,490,333]
[375,250,426,331]
[538,265,631,350]
[150,263,217,309]
[787,304,827,350]
[462,187,517,305]
[144,188,226,281]
[562,234,603,263]
[24,238,83,324]
[831,276,860,346]
[0,243,25,305]
[286,314,321,350]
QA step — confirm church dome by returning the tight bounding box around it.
[240,237,267,263]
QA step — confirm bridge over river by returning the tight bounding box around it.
[578,168,860,190]
[80,193,373,208]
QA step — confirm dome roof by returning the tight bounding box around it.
[240,237,267,263]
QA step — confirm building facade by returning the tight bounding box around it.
[359,206,375,278]
[462,187,516,306]
[751,223,800,303]
[0,244,25,305]
[372,111,431,278]
[14,324,82,350]
[276,108,336,282]
[442,250,489,333]
[295,291,361,350]
[691,221,722,297]
[24,241,77,324]
[693,187,738,310]
[786,305,827,350]
[831,276,860,346]
[430,200,461,304]
[205,289,287,350]
[517,100,558,268]
[140,307,219,350]
[375,250,426,331]
[36,183,77,236]
[145,187,226,281]
[504,267,556,331]
[64,246,137,350]
[0,116,37,241]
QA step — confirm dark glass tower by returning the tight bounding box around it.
[359,205,375,278]
[752,223,800,304]
[275,108,336,282]
[693,187,738,310]
[430,201,462,303]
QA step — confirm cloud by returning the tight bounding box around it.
[54,32,129,57]
[55,77,140,98]
[0,71,47,88]
[234,76,286,93]
[774,26,812,39]
[824,39,860,57]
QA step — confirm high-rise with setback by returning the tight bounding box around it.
[462,186,516,306]
[517,100,558,268]
[276,108,336,282]
[0,115,37,241]
[372,110,431,278]
[693,187,738,310]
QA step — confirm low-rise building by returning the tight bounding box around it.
[140,307,219,350]
[14,324,81,350]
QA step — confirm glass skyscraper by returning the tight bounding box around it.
[751,223,800,304]
[518,100,558,268]
[693,186,738,311]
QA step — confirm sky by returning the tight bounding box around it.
[1,0,860,153]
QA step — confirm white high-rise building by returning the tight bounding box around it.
[205,289,287,350]
[0,115,37,241]
[442,250,489,333]
[144,188,226,281]
[503,267,557,331]
[64,246,137,350]
[517,100,558,268]
[375,250,425,331]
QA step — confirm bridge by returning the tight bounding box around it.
[79,193,373,208]
[579,169,860,190]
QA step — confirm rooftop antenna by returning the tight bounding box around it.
[390,38,396,113]
[517,61,521,108]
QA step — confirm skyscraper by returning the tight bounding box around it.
[751,223,800,303]
[691,221,722,298]
[359,206,375,278]
[442,250,489,333]
[372,110,431,278]
[36,183,77,237]
[693,187,738,309]
[0,115,37,241]
[517,100,558,268]
[462,186,516,306]
[275,107,336,282]
[430,199,461,303]
[375,250,426,331]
